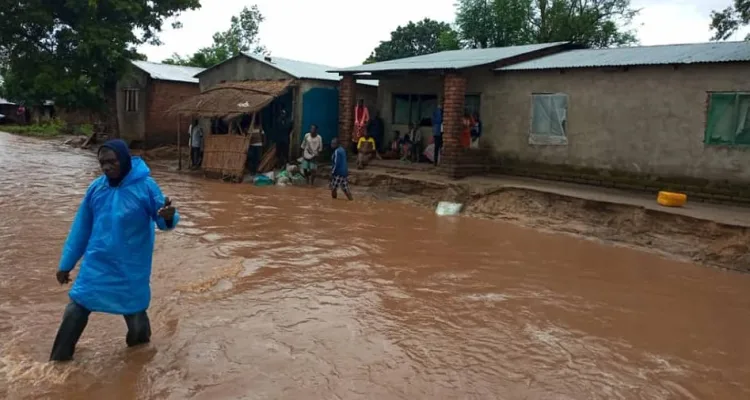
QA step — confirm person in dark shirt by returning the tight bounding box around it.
[368,111,385,152]
[431,104,443,165]
[470,111,482,149]
[276,107,292,167]
[329,138,353,200]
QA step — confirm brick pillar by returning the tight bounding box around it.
[338,75,356,147]
[440,72,466,178]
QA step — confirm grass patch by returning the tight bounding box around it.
[1,120,93,138]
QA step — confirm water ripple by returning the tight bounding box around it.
[1,132,750,399]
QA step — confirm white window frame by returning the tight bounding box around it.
[529,92,568,145]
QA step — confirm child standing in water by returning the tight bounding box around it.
[329,138,353,200]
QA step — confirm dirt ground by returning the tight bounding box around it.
[347,169,750,273]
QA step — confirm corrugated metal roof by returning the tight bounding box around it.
[241,53,377,86]
[328,42,569,73]
[498,41,750,71]
[131,60,205,83]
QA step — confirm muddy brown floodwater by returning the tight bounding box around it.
[1,131,750,400]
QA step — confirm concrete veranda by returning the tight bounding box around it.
[346,160,750,229]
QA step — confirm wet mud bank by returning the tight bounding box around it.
[348,170,750,272]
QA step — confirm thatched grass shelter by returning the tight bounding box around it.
[166,79,294,119]
[167,79,294,178]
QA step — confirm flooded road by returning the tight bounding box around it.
[1,131,749,399]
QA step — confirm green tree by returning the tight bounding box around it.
[163,5,268,68]
[455,0,638,48]
[0,0,199,110]
[709,0,750,41]
[365,19,461,63]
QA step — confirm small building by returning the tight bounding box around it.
[116,60,204,148]
[0,97,19,123]
[494,41,750,184]
[330,42,572,177]
[193,52,378,148]
[331,41,750,186]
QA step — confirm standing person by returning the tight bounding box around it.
[276,107,292,168]
[189,119,203,168]
[353,99,369,152]
[246,116,264,175]
[431,104,443,166]
[16,105,26,125]
[470,111,482,149]
[399,132,413,162]
[50,139,179,362]
[368,110,385,152]
[300,124,323,185]
[409,123,423,162]
[460,111,472,149]
[356,131,379,169]
[329,138,353,201]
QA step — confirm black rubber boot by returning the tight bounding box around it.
[49,302,91,362]
[124,311,151,347]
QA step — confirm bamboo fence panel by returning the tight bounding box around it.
[202,134,251,180]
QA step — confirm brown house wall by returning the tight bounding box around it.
[487,62,750,183]
[144,80,200,148]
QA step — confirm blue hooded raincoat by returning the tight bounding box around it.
[58,144,179,315]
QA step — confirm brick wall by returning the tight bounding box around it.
[145,80,200,148]
[57,108,96,126]
[439,72,467,178]
[338,75,356,147]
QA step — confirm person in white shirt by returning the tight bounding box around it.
[189,120,203,168]
[300,124,323,185]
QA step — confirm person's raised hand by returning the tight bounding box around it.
[56,270,71,285]
[157,197,175,220]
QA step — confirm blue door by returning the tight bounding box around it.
[301,87,339,145]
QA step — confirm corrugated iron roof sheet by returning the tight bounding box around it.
[241,53,377,86]
[498,41,750,71]
[131,60,205,83]
[328,42,569,73]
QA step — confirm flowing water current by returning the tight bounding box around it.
[0,132,749,399]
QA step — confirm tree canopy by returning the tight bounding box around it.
[455,0,639,48]
[364,19,461,64]
[709,0,750,41]
[0,0,199,110]
[163,5,268,68]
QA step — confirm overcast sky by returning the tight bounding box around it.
[139,0,750,68]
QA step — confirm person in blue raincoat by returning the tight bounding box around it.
[50,139,180,362]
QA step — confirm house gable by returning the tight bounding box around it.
[197,55,295,92]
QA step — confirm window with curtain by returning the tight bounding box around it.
[392,94,438,125]
[529,93,568,145]
[705,92,750,145]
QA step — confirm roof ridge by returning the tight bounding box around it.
[242,52,340,68]
[133,59,204,69]
[573,40,750,52]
